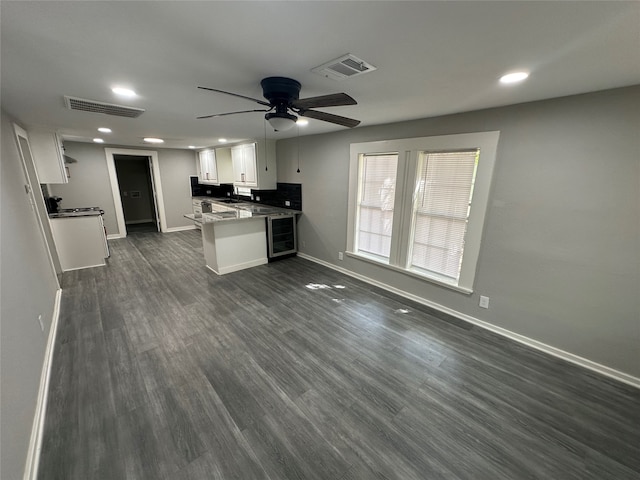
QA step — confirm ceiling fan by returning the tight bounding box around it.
[197,77,360,131]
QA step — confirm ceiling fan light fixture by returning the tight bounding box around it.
[265,112,297,131]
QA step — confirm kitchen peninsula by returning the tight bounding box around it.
[187,200,300,275]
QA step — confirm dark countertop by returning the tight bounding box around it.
[49,207,104,219]
[49,211,103,219]
[204,200,301,222]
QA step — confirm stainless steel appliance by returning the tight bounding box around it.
[267,214,297,259]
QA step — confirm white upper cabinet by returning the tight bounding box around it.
[231,140,276,189]
[232,143,257,186]
[28,129,68,184]
[198,149,218,184]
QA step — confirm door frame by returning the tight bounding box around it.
[104,148,167,237]
[13,124,62,282]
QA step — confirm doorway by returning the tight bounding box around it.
[104,148,167,238]
[114,155,158,233]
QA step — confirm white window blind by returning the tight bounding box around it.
[356,153,398,260]
[410,150,479,280]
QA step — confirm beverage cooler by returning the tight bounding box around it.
[267,214,297,259]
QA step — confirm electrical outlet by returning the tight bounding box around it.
[256,196,260,202]
[338,252,344,261]
[285,200,291,207]
[479,296,490,309]
[37,314,44,331]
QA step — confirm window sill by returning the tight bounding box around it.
[345,251,473,295]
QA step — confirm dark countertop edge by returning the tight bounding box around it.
[193,196,302,215]
[49,211,103,219]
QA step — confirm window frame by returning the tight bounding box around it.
[347,131,500,293]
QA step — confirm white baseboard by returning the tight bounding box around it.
[165,225,197,233]
[206,258,268,276]
[107,233,125,240]
[297,252,640,389]
[24,288,62,480]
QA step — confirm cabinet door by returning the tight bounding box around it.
[231,143,257,186]
[28,130,68,184]
[242,143,257,186]
[231,145,245,183]
[199,150,218,184]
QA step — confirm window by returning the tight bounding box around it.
[347,132,499,293]
[410,150,478,280]
[355,153,398,261]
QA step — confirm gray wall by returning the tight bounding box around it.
[276,85,640,378]
[1,110,60,479]
[50,143,197,235]
[156,148,197,230]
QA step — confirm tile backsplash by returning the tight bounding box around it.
[252,183,302,211]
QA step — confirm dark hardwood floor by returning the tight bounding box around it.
[38,229,640,479]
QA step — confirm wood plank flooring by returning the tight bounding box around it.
[38,230,640,479]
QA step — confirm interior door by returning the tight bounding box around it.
[147,157,161,232]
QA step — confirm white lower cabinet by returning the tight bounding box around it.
[49,215,109,271]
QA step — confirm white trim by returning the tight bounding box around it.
[297,252,640,389]
[61,263,106,272]
[345,250,473,294]
[107,233,125,240]
[347,131,500,292]
[165,225,197,233]
[24,289,62,480]
[205,258,267,276]
[13,124,61,285]
[104,148,168,236]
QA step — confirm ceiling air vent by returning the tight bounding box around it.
[64,96,145,118]
[312,54,377,81]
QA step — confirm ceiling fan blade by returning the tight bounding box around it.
[299,109,361,128]
[197,86,271,107]
[197,109,270,119]
[292,92,357,109]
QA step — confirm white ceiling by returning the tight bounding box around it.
[2,1,639,149]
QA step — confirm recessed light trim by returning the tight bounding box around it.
[296,119,309,126]
[188,145,196,149]
[93,138,104,143]
[98,127,112,133]
[500,71,529,84]
[112,86,137,97]
[218,138,228,143]
[143,137,164,144]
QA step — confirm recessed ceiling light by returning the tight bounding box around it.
[112,86,137,97]
[218,138,227,143]
[98,127,112,133]
[188,145,196,149]
[93,138,104,143]
[499,71,529,84]
[296,119,309,126]
[143,137,164,144]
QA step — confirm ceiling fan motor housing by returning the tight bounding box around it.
[260,77,301,104]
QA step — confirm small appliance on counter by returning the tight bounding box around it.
[45,196,63,214]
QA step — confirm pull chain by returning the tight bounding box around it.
[264,118,268,171]
[296,124,301,173]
